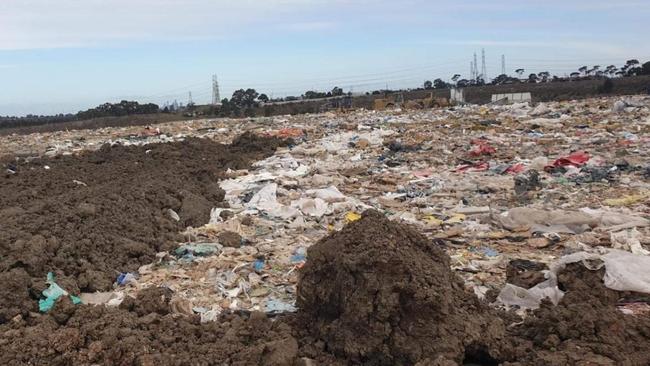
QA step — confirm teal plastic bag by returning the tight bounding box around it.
[38,272,81,312]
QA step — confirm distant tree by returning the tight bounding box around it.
[642,61,650,75]
[451,74,461,84]
[537,71,550,82]
[423,80,433,90]
[456,79,470,87]
[433,78,448,89]
[515,69,525,78]
[624,59,641,76]
[258,93,269,103]
[528,73,538,83]
[605,65,617,77]
[303,90,328,99]
[578,66,588,76]
[331,86,344,96]
[570,72,580,80]
[492,74,509,85]
[231,88,259,109]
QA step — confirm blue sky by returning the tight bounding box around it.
[1,0,649,116]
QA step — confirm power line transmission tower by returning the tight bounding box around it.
[188,91,193,106]
[212,75,221,105]
[470,61,474,80]
[481,48,487,80]
[501,55,506,75]
[473,52,478,80]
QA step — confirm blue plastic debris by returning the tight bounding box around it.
[290,247,307,264]
[117,272,138,286]
[473,246,499,257]
[253,257,265,272]
[38,272,81,312]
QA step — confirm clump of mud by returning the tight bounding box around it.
[297,210,508,365]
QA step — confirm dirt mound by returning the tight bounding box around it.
[297,210,508,365]
[0,287,299,366]
[507,263,650,366]
[0,134,283,323]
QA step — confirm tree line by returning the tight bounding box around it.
[422,59,650,89]
[1,100,160,129]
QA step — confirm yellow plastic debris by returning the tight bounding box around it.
[604,193,648,207]
[445,213,466,224]
[422,215,443,226]
[345,212,362,223]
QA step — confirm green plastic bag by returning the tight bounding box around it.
[38,272,81,312]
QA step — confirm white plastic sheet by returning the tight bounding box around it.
[306,186,347,203]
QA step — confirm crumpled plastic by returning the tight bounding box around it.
[264,298,297,314]
[246,183,300,219]
[305,186,347,203]
[494,207,597,234]
[498,249,650,310]
[494,207,649,234]
[548,151,590,169]
[39,272,82,312]
[610,229,649,255]
[175,243,221,258]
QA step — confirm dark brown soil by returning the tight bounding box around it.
[297,210,509,365]
[505,259,547,289]
[219,231,243,248]
[0,132,285,323]
[506,264,650,366]
[0,288,300,366]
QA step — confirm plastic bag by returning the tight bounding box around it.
[39,272,82,312]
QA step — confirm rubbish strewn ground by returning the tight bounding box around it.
[1,96,649,365]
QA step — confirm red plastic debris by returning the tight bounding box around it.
[505,163,526,174]
[455,161,489,173]
[551,151,590,167]
[469,140,496,157]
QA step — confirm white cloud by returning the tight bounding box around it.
[0,0,337,50]
[431,40,643,59]
[282,21,338,31]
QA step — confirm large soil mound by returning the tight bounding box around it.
[0,133,285,323]
[297,210,508,365]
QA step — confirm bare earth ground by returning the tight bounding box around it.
[1,97,649,365]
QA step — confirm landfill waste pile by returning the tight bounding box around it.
[0,95,649,365]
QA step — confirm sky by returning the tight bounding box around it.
[1,0,649,116]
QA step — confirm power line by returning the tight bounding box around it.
[481,48,487,80]
[212,75,221,105]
